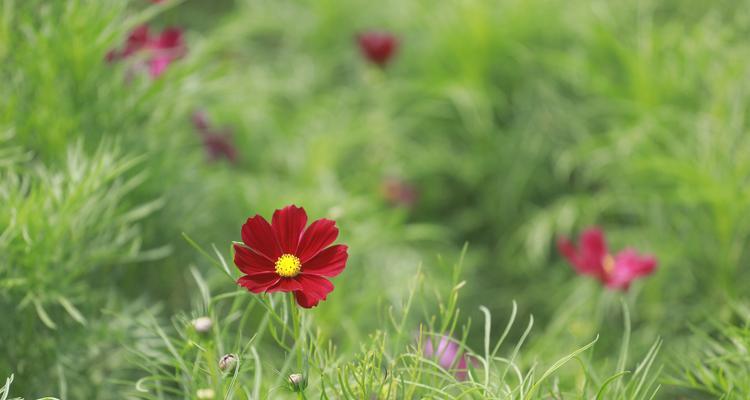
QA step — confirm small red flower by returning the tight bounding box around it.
[356,31,398,67]
[233,205,349,308]
[558,227,657,290]
[381,177,418,208]
[191,111,238,164]
[106,25,186,78]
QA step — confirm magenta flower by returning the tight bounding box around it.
[558,227,657,290]
[147,27,185,77]
[423,335,472,381]
[106,25,186,78]
[381,177,418,208]
[192,111,238,164]
[356,31,398,67]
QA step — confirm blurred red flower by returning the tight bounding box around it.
[106,25,186,78]
[356,31,398,67]
[234,205,349,308]
[381,177,418,207]
[558,227,657,290]
[191,111,238,164]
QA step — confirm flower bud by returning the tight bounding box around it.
[219,353,238,372]
[196,388,215,399]
[288,373,307,392]
[192,316,213,333]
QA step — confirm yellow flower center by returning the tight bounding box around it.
[275,254,301,277]
[602,254,615,275]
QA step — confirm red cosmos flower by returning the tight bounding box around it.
[356,31,398,67]
[558,227,657,290]
[191,111,238,164]
[106,25,186,78]
[233,205,349,308]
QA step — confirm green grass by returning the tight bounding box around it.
[2,0,750,398]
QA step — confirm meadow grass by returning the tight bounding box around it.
[2,0,750,398]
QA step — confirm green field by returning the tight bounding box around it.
[3,0,750,398]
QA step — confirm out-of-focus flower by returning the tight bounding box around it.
[147,27,185,77]
[219,354,238,372]
[381,177,418,207]
[191,316,212,333]
[196,388,215,399]
[356,31,398,67]
[422,335,472,381]
[558,227,657,290]
[191,111,238,164]
[287,373,307,392]
[233,205,349,308]
[106,25,186,78]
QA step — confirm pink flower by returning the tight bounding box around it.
[356,31,398,67]
[423,335,472,381]
[107,25,186,78]
[558,227,657,290]
[381,177,418,207]
[192,111,238,164]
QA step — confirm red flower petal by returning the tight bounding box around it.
[579,228,608,269]
[356,31,398,66]
[558,227,608,278]
[123,25,151,57]
[238,273,280,293]
[266,278,304,293]
[151,27,184,50]
[241,215,282,261]
[606,249,658,290]
[557,237,578,265]
[301,245,348,277]
[149,55,171,78]
[271,205,308,254]
[294,290,320,308]
[296,274,334,299]
[233,244,275,275]
[297,218,339,262]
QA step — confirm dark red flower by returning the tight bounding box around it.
[356,31,398,67]
[233,205,349,308]
[558,227,657,290]
[106,25,185,78]
[146,27,185,77]
[191,111,238,163]
[381,177,418,207]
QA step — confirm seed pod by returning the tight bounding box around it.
[288,373,307,392]
[192,316,213,333]
[219,354,238,372]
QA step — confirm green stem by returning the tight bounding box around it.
[289,292,304,372]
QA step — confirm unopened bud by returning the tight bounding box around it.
[288,373,307,392]
[192,316,213,333]
[196,388,215,399]
[219,354,238,372]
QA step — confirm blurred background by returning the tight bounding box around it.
[2,0,750,398]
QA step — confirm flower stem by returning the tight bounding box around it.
[289,293,302,365]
